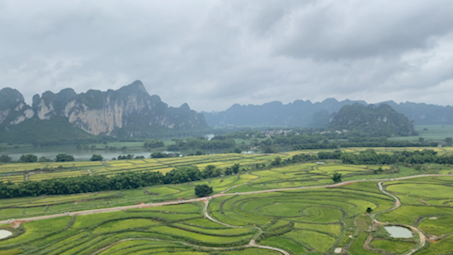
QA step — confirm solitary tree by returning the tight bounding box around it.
[271,156,282,166]
[231,163,240,174]
[19,154,38,163]
[332,173,342,183]
[0,155,12,163]
[55,154,75,162]
[366,207,373,214]
[195,184,213,197]
[90,154,104,161]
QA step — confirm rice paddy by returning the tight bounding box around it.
[1,149,453,254]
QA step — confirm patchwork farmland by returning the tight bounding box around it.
[1,149,453,254]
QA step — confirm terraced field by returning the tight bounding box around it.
[1,149,453,254]
[2,147,453,183]
[0,153,300,183]
[3,175,453,254]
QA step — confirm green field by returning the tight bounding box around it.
[390,125,453,141]
[1,148,453,254]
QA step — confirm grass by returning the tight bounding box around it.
[3,148,453,254]
[371,239,414,253]
[1,175,453,254]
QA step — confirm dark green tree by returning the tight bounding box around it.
[0,155,12,163]
[90,154,104,161]
[55,154,75,162]
[19,154,38,162]
[231,163,240,174]
[195,184,213,197]
[151,152,167,158]
[38,156,52,162]
[271,156,282,166]
[366,207,373,214]
[202,165,221,178]
[144,140,165,148]
[332,173,342,183]
[446,137,453,146]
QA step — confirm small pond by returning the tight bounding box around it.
[0,230,12,240]
[384,226,413,238]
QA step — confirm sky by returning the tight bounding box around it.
[1,0,453,112]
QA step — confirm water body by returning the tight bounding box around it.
[0,230,12,240]
[0,145,153,161]
[384,226,413,238]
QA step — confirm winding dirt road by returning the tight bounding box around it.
[372,181,428,255]
[1,174,450,255]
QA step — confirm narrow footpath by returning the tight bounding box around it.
[2,174,449,255]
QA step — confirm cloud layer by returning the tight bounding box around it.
[1,0,453,111]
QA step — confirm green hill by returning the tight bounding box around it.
[329,104,417,137]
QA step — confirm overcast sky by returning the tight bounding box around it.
[1,0,453,112]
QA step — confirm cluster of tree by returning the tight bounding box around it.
[0,171,163,198]
[339,149,453,165]
[116,154,146,160]
[0,163,242,199]
[0,154,77,163]
[55,154,75,162]
[117,154,135,160]
[90,154,103,161]
[293,140,435,150]
[195,184,213,197]
[150,152,176,158]
[144,140,165,148]
[0,155,12,163]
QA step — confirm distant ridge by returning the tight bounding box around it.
[0,81,209,144]
[203,99,453,128]
[329,104,417,137]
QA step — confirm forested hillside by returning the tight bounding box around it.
[329,104,416,137]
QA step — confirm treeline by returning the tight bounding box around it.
[293,140,435,150]
[0,153,76,163]
[0,164,241,199]
[340,149,453,165]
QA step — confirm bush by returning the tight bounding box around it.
[195,184,213,197]
[55,154,75,162]
[0,155,12,163]
[90,154,103,161]
[19,154,38,162]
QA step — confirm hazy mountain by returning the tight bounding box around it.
[203,98,367,127]
[329,104,416,137]
[204,99,453,128]
[0,81,208,143]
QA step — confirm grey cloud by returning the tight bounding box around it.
[0,0,453,112]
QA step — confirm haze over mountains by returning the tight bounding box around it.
[204,99,453,128]
[0,81,208,143]
[0,79,452,144]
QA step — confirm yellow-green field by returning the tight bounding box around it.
[1,175,453,254]
[1,148,453,254]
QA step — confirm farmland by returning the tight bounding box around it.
[1,148,453,254]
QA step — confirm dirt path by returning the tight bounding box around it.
[1,174,449,225]
[371,181,427,255]
[202,199,290,255]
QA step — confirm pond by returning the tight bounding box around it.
[384,226,413,238]
[0,230,12,240]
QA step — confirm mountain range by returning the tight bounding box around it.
[203,99,453,128]
[1,80,452,144]
[0,81,208,144]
